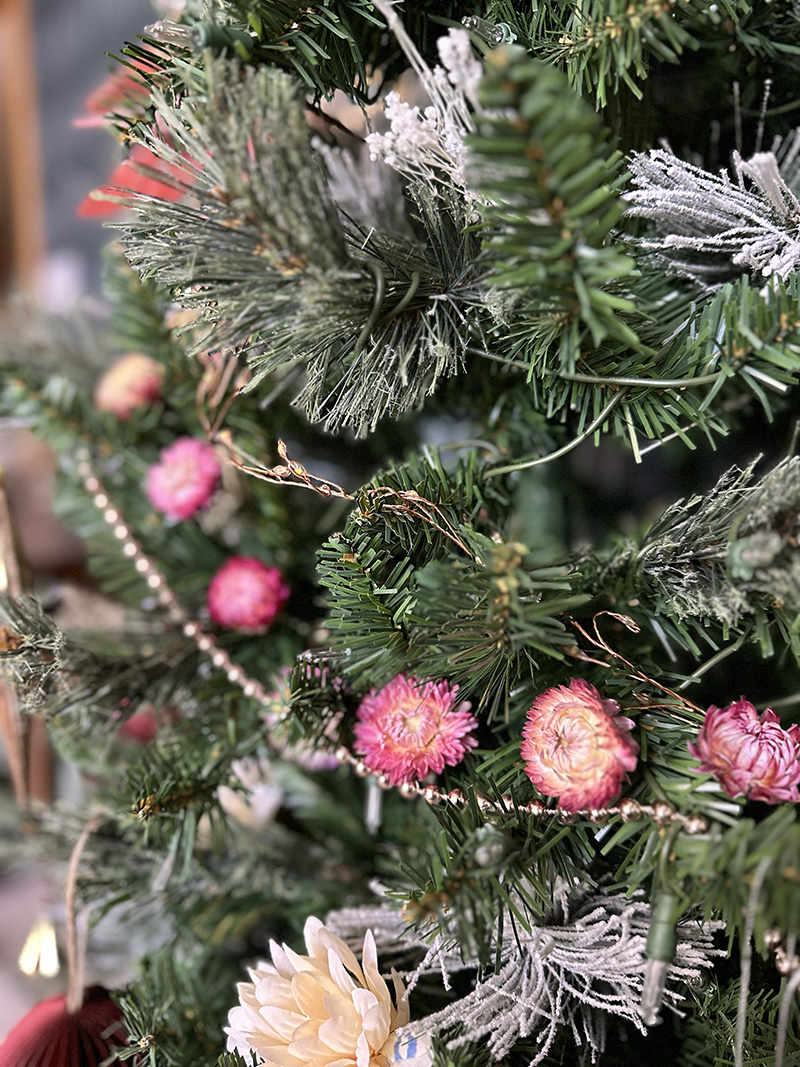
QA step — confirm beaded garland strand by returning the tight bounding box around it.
[75,450,709,837]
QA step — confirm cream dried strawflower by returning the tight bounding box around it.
[226,917,409,1066]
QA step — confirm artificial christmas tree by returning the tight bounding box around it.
[3,0,800,1063]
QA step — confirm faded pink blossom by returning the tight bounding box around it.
[94,353,165,419]
[521,678,639,811]
[688,698,800,804]
[145,437,221,520]
[354,674,477,785]
[207,557,290,633]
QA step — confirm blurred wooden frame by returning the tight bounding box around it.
[0,0,45,295]
[0,470,53,807]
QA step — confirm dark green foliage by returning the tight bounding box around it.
[470,53,800,457]
[117,949,240,1066]
[470,46,641,364]
[118,56,489,435]
[585,456,800,660]
[431,1034,493,1067]
[677,980,800,1066]
[315,453,587,706]
[218,0,475,101]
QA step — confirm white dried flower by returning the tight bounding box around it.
[225,916,411,1066]
[365,13,481,207]
[217,755,283,831]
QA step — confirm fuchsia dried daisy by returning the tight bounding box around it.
[207,556,290,633]
[688,698,800,804]
[354,674,478,785]
[521,678,640,811]
[146,437,221,521]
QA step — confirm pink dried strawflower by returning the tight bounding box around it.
[207,556,290,633]
[688,698,800,804]
[521,678,639,811]
[145,437,221,521]
[354,674,477,785]
[93,353,164,419]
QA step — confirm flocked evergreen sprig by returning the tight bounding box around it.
[626,146,800,285]
[585,455,800,660]
[113,51,492,436]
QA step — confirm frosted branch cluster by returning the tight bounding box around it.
[326,887,724,1065]
[626,146,800,284]
[366,29,482,204]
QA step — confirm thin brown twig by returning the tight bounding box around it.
[571,611,704,714]
[65,811,105,1014]
[362,487,479,561]
[214,431,353,499]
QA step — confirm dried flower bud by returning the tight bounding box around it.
[688,698,800,804]
[93,354,164,419]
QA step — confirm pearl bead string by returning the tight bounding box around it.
[76,450,271,706]
[76,450,709,836]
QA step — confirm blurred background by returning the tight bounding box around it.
[0,0,152,1039]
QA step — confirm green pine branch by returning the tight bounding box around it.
[485,0,753,108]
[117,56,489,435]
[315,452,587,704]
[470,45,643,368]
[218,0,474,100]
[595,455,800,659]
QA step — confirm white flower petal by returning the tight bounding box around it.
[269,939,298,979]
[255,973,297,1012]
[256,1005,306,1043]
[318,926,365,981]
[303,915,327,962]
[227,919,409,1066]
[328,946,359,994]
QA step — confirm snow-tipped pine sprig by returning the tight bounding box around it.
[411,888,722,1064]
[326,888,724,1066]
[626,146,800,285]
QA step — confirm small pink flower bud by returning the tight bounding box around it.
[93,353,164,419]
[207,556,289,633]
[145,437,221,521]
[688,698,800,804]
[520,678,639,811]
[354,674,478,785]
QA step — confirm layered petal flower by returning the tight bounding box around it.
[145,437,221,521]
[225,917,409,1067]
[93,353,165,419]
[520,678,639,811]
[207,556,290,633]
[354,674,477,785]
[688,697,800,803]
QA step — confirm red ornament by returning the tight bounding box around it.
[0,986,127,1067]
